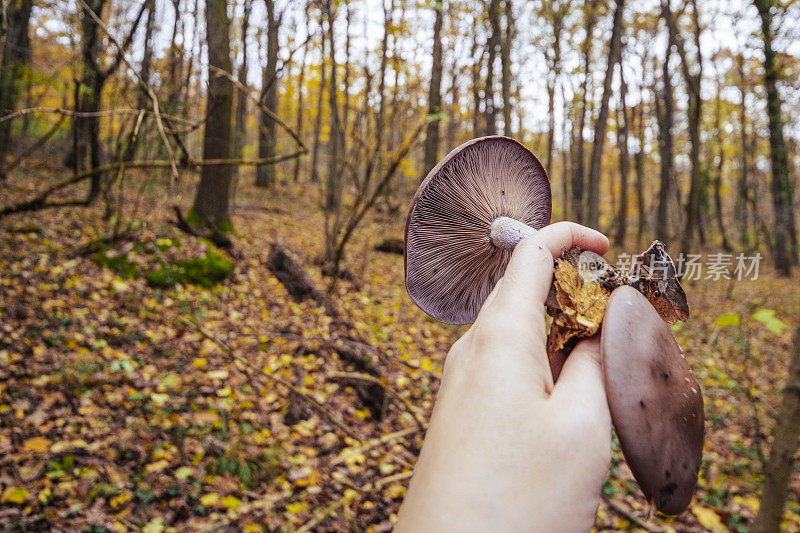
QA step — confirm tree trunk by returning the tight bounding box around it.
[754,0,796,276]
[662,0,705,250]
[736,53,751,252]
[712,75,731,251]
[752,319,800,532]
[422,0,445,176]
[69,0,146,202]
[446,58,459,152]
[634,102,646,248]
[500,0,513,137]
[256,0,279,188]
[292,2,309,182]
[470,34,482,138]
[483,0,501,136]
[323,0,343,264]
[614,64,629,245]
[586,0,625,228]
[191,0,235,230]
[654,39,674,240]
[572,0,598,223]
[0,0,33,179]
[310,19,327,184]
[233,0,252,182]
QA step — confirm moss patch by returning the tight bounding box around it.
[92,238,232,289]
[145,249,233,288]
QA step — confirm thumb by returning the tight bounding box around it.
[549,336,609,416]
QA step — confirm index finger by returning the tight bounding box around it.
[489,222,609,320]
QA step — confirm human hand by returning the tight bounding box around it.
[396,222,612,533]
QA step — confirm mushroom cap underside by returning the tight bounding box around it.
[405,136,552,324]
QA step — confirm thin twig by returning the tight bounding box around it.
[331,426,421,466]
[0,106,193,126]
[177,317,361,442]
[208,64,307,151]
[327,371,427,432]
[0,152,305,218]
[2,115,66,174]
[602,497,664,532]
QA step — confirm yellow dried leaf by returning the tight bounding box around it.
[2,487,28,505]
[221,495,241,510]
[145,459,170,475]
[692,506,726,532]
[200,493,219,507]
[23,436,51,454]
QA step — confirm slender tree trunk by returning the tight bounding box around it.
[572,0,598,223]
[191,0,235,230]
[256,0,279,188]
[712,76,731,251]
[233,0,252,181]
[446,59,459,151]
[483,0,501,136]
[422,0,445,176]
[736,54,751,252]
[634,102,646,248]
[470,34,482,138]
[752,319,800,532]
[654,40,674,240]
[545,77,556,178]
[614,64,629,245]
[292,3,310,182]
[586,0,625,227]
[662,0,705,250]
[755,0,796,276]
[310,20,326,184]
[0,0,33,179]
[500,0,513,137]
[323,0,343,263]
[69,0,146,202]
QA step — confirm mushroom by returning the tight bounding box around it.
[405,136,552,324]
[404,137,704,515]
[601,286,704,515]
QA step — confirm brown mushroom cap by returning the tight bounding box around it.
[601,286,704,515]
[404,136,551,324]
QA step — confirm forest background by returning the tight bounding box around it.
[1,0,800,530]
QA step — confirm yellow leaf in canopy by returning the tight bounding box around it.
[692,506,727,532]
[23,436,51,454]
[192,357,207,368]
[2,487,28,505]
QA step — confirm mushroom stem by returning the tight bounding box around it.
[489,216,537,250]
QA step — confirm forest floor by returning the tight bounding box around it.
[1,167,799,532]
